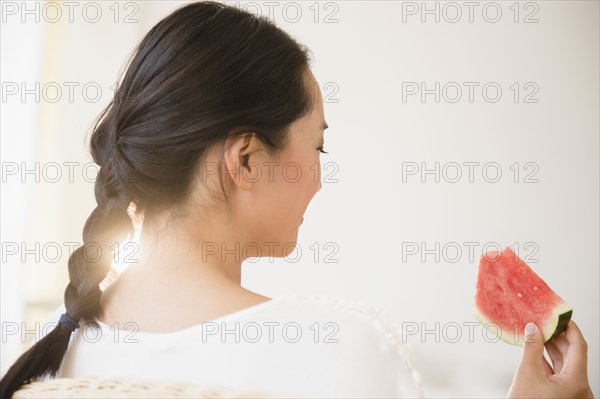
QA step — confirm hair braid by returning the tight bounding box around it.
[0,118,135,399]
[65,169,134,323]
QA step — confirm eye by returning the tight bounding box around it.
[317,146,328,154]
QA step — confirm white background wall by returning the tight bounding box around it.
[1,1,598,397]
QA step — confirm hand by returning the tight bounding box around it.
[507,320,595,399]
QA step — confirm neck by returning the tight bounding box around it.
[127,208,245,287]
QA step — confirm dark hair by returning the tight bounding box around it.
[0,1,313,396]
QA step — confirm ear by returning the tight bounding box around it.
[221,133,265,191]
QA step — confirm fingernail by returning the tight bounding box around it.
[525,323,536,337]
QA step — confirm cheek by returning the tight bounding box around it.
[259,151,321,219]
[280,164,313,212]
[305,159,322,196]
[276,161,318,214]
[306,157,321,186]
[294,156,322,213]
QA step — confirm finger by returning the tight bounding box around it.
[545,340,564,373]
[542,352,555,377]
[551,332,569,357]
[563,321,589,374]
[521,323,545,366]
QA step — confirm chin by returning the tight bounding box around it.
[276,231,299,258]
[281,240,298,257]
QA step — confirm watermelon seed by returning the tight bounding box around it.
[533,286,538,291]
[517,292,523,298]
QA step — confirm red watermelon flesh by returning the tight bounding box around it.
[474,246,572,346]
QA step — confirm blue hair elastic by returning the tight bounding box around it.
[58,313,80,332]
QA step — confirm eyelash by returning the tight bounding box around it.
[317,146,328,154]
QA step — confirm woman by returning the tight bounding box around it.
[0,1,595,398]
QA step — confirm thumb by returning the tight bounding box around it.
[521,322,544,363]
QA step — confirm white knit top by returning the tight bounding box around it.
[36,293,424,398]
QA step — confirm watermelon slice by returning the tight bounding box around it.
[474,246,572,346]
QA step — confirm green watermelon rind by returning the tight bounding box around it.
[550,309,573,340]
[473,303,573,346]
